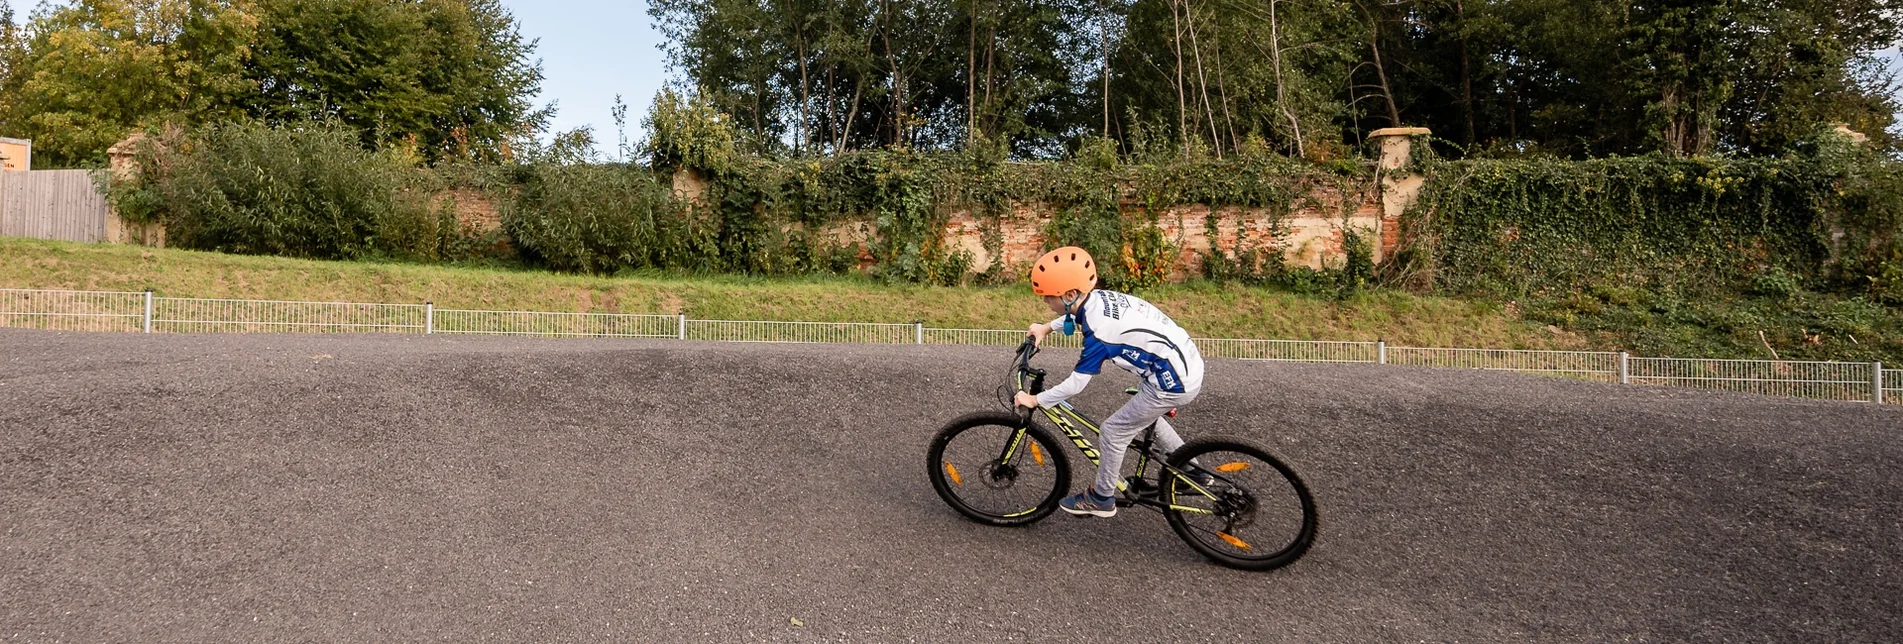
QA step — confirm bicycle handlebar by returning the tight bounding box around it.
[1010,335,1048,421]
[1014,334,1039,364]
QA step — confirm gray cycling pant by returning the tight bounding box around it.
[1089,385,1199,497]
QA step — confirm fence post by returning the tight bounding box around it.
[915,321,924,345]
[678,314,687,340]
[1876,362,1885,405]
[1377,340,1387,365]
[142,291,153,334]
[424,302,434,335]
[1619,351,1630,385]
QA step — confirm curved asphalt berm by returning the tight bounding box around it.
[1,329,1899,642]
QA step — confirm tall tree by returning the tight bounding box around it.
[246,0,547,160]
[0,0,546,165]
[0,0,258,167]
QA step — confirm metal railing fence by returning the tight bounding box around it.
[684,319,919,344]
[433,309,679,339]
[923,327,1081,349]
[1629,358,1883,403]
[0,289,145,332]
[1386,347,1623,382]
[1196,338,1380,363]
[152,297,426,334]
[2,288,1898,405]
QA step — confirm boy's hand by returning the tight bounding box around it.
[1013,391,1040,409]
[1027,323,1051,346]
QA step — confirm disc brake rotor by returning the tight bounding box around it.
[979,461,1019,490]
[1217,489,1258,530]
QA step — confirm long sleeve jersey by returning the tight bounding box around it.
[1034,290,1204,408]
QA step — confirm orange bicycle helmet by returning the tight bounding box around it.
[1030,246,1098,297]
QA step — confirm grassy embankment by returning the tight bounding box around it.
[0,237,1579,349]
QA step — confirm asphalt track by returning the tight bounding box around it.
[1,329,1899,643]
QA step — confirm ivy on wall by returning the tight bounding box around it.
[1393,134,1903,303]
[639,97,1376,288]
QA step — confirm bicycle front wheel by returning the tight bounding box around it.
[1164,437,1317,571]
[927,412,1071,527]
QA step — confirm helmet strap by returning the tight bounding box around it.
[1060,290,1084,312]
[1060,291,1084,336]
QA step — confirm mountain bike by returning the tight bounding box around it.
[926,336,1317,571]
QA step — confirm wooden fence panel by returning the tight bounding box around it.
[0,170,110,242]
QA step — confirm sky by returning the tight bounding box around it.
[498,1,673,158]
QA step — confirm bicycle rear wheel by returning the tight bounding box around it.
[1164,437,1316,571]
[927,412,1071,527]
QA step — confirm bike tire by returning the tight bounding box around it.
[927,411,1071,527]
[1163,437,1317,571]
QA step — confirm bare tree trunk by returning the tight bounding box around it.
[983,21,996,137]
[1211,24,1238,152]
[1506,74,1517,141]
[1659,87,1687,156]
[823,65,836,154]
[1184,0,1222,157]
[1362,2,1401,128]
[795,26,810,155]
[1171,0,1189,156]
[881,0,906,148]
[1101,0,1111,137]
[839,79,864,154]
[968,0,977,144]
[1269,0,1304,155]
[1457,0,1474,143]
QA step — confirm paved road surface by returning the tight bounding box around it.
[2,330,1899,642]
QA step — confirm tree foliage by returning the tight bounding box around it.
[0,0,545,167]
[651,0,1903,159]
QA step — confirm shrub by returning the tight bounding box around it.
[106,122,464,261]
[500,163,709,273]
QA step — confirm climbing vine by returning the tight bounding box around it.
[1392,136,1903,301]
[632,100,1375,287]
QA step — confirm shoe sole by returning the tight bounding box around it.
[1060,505,1116,518]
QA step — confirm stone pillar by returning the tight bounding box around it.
[1369,127,1430,264]
[1822,123,1867,267]
[105,133,165,247]
[671,167,708,205]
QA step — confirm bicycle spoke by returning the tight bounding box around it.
[934,421,1064,522]
[1162,441,1316,568]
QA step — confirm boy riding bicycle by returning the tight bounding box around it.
[1014,246,1205,518]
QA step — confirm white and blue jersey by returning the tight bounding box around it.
[1035,290,1204,408]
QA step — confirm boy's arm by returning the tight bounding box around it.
[1034,371,1092,408]
[1027,315,1068,346]
[1034,334,1114,408]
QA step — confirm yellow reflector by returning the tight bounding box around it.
[944,462,964,486]
[1218,532,1253,550]
[1030,442,1046,466]
[1216,462,1250,473]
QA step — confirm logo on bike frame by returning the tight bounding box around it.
[1044,407,1100,461]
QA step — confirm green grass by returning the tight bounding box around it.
[0,237,1584,349]
[1522,283,1903,363]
